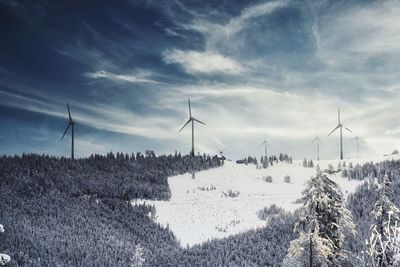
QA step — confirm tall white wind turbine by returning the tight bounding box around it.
[179,98,205,178]
[259,136,271,160]
[327,109,352,160]
[353,136,360,159]
[311,136,322,161]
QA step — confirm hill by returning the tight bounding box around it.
[134,159,362,247]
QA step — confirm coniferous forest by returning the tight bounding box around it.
[1,154,400,266]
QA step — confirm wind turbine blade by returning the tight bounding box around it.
[61,124,71,141]
[338,109,340,124]
[343,125,352,132]
[178,118,192,133]
[188,98,192,118]
[311,137,318,144]
[67,102,72,121]
[192,117,205,125]
[327,125,340,136]
[258,141,265,148]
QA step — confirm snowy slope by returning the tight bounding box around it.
[133,159,365,247]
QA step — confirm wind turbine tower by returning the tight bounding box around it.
[353,136,360,158]
[259,136,270,160]
[61,102,75,160]
[179,98,205,178]
[311,136,322,161]
[327,109,352,160]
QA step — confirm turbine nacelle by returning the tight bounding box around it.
[311,136,322,151]
[259,140,271,149]
[327,109,352,160]
[327,110,352,137]
[259,137,271,161]
[178,98,205,133]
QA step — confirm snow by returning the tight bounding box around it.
[0,253,10,266]
[133,159,367,247]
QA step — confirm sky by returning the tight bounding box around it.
[0,0,400,160]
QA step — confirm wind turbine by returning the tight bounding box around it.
[259,136,271,161]
[327,109,352,160]
[353,136,360,158]
[179,98,205,177]
[61,102,75,160]
[311,136,322,161]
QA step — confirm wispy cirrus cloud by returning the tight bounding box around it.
[316,0,400,73]
[0,88,174,140]
[85,70,161,84]
[187,0,289,46]
[162,1,288,76]
[163,49,244,75]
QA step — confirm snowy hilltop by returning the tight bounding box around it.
[134,159,362,247]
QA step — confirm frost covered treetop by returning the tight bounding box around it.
[0,254,11,266]
[0,224,11,266]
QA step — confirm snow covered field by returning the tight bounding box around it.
[133,159,366,247]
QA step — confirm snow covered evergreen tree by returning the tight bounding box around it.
[308,160,314,168]
[131,244,145,267]
[303,158,308,168]
[368,174,400,267]
[260,156,268,169]
[283,170,355,267]
[0,224,11,266]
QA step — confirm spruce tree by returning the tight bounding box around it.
[283,170,355,267]
[308,160,314,168]
[368,174,400,267]
[131,244,145,267]
[303,158,308,168]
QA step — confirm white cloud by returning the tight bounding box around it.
[188,0,288,47]
[163,49,244,75]
[224,0,288,36]
[85,70,160,84]
[317,0,400,71]
[163,1,288,76]
[5,1,400,160]
[70,1,400,158]
[158,80,400,159]
[2,75,399,159]
[0,89,174,140]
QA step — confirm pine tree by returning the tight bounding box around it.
[308,160,314,168]
[303,158,308,168]
[368,174,400,267]
[131,244,145,267]
[0,224,11,265]
[283,170,355,267]
[261,156,268,169]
